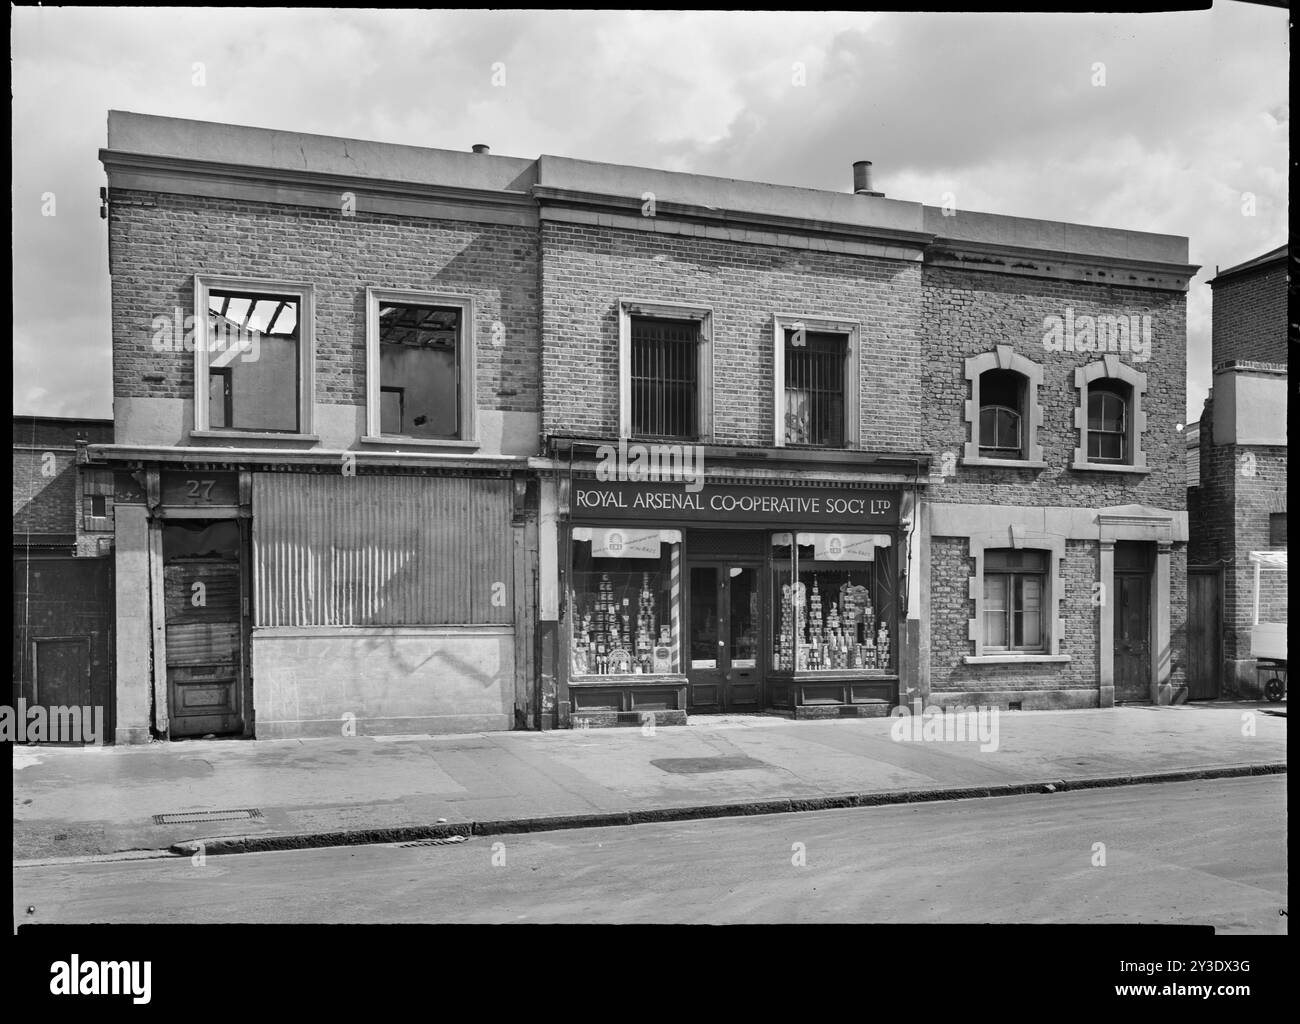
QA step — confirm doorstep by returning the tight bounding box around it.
[794,701,894,720]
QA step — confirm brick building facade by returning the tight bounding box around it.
[91,111,1197,740]
[1189,245,1287,696]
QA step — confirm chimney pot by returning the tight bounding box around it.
[853,159,883,197]
[472,144,491,155]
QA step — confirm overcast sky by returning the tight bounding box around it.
[12,5,1288,425]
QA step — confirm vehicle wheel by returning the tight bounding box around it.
[1264,677,1285,703]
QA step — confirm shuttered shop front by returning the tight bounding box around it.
[252,473,513,627]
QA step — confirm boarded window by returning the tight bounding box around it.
[252,474,513,626]
[378,304,461,439]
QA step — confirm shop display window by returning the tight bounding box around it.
[770,532,896,673]
[569,528,681,676]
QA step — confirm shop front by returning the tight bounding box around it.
[558,475,905,725]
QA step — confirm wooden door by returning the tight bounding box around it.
[1114,572,1151,703]
[163,520,246,737]
[1186,568,1222,700]
[686,562,764,713]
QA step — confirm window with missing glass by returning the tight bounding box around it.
[982,548,1047,652]
[201,286,304,433]
[631,317,699,439]
[770,532,896,673]
[784,329,847,446]
[366,290,475,442]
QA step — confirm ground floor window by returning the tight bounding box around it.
[569,528,681,676]
[982,548,1047,652]
[771,532,896,672]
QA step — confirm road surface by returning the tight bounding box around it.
[14,776,1286,930]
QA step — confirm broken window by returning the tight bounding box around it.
[206,289,300,432]
[377,303,462,439]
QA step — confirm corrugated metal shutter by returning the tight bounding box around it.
[253,473,513,627]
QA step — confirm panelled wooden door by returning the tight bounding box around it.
[163,520,247,737]
[1113,572,1152,703]
[685,562,763,712]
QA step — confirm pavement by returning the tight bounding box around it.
[11,702,1286,863]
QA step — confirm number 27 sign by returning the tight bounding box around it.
[160,471,239,506]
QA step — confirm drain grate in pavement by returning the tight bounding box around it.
[651,755,770,774]
[152,808,265,825]
[399,836,469,848]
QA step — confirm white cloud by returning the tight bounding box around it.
[12,7,1287,422]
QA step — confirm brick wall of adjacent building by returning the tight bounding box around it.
[1211,259,1287,366]
[13,419,114,553]
[540,221,925,450]
[1192,252,1287,693]
[107,190,540,420]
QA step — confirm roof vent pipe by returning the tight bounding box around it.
[472,144,491,155]
[853,160,883,197]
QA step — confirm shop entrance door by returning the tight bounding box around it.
[686,562,762,712]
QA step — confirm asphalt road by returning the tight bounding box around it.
[13,776,1287,930]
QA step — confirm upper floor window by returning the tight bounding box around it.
[1087,380,1130,463]
[365,289,476,443]
[982,548,1047,653]
[772,315,860,448]
[1073,355,1148,473]
[1270,512,1287,546]
[784,329,847,446]
[618,300,713,441]
[978,369,1026,460]
[632,317,699,439]
[962,346,1044,467]
[193,276,315,437]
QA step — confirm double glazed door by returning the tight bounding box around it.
[686,562,762,712]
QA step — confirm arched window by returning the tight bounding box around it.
[1087,380,1130,463]
[979,369,1026,460]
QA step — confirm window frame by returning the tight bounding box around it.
[772,314,860,449]
[1073,355,1148,473]
[192,275,316,439]
[981,549,1048,653]
[618,299,713,442]
[962,346,1045,468]
[965,530,1069,664]
[1086,383,1130,463]
[364,288,477,446]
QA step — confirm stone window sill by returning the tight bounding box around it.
[360,435,479,450]
[1070,461,1149,475]
[965,654,1071,665]
[961,457,1049,469]
[191,430,320,442]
